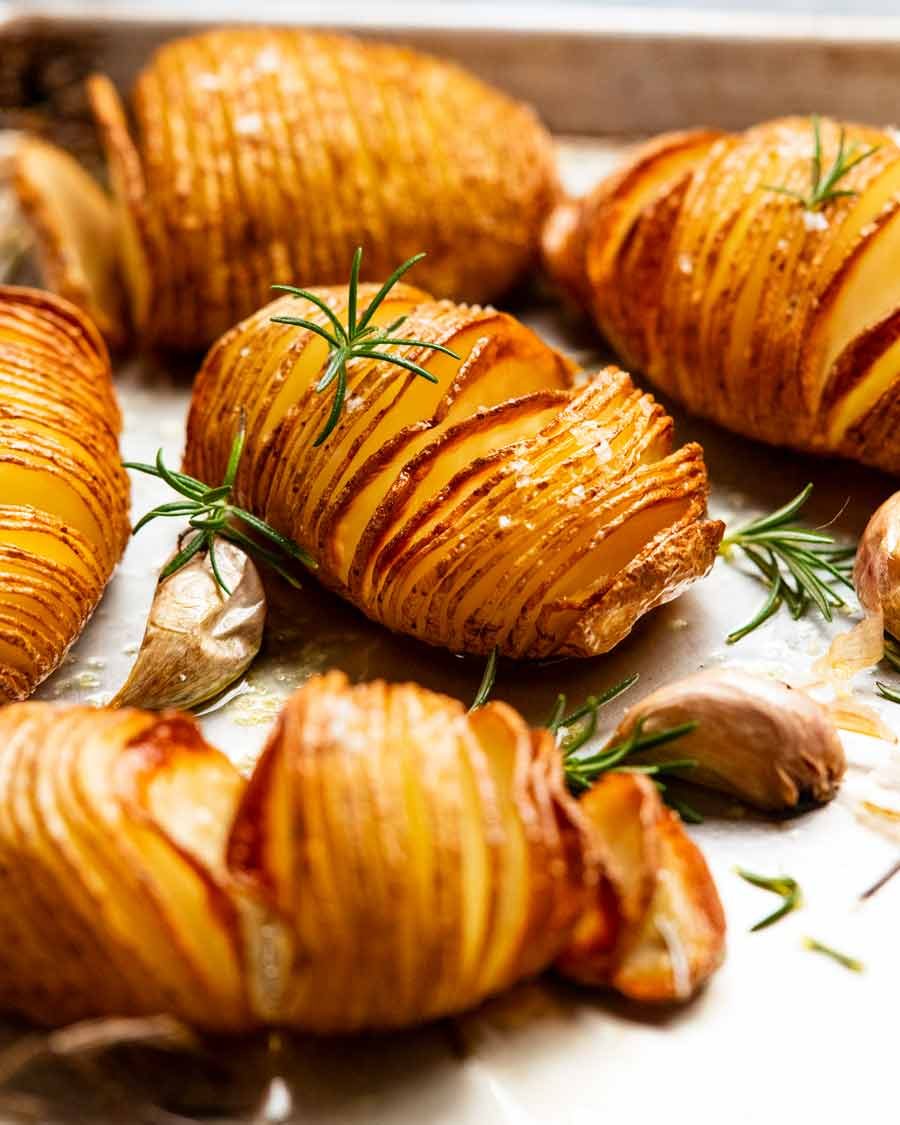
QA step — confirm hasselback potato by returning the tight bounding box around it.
[20,27,557,352]
[0,673,725,1031]
[184,283,722,659]
[543,116,900,473]
[0,286,129,703]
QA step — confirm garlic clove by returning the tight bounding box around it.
[112,540,265,711]
[610,669,846,812]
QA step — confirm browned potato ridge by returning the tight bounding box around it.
[28,26,559,352]
[543,117,900,473]
[0,674,725,1031]
[185,284,723,659]
[0,286,130,703]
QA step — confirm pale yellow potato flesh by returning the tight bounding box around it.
[184,282,723,659]
[0,674,726,1030]
[543,116,900,474]
[0,286,129,703]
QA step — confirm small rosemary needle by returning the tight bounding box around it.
[272,247,460,446]
[802,937,864,973]
[763,115,880,212]
[469,647,498,711]
[735,868,803,931]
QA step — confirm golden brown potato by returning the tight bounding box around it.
[0,286,130,703]
[184,284,723,659]
[0,673,725,1030]
[18,27,558,351]
[543,117,900,473]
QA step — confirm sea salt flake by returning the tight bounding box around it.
[235,113,263,136]
[802,209,829,232]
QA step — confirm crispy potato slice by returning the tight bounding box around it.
[556,773,725,1001]
[185,288,721,659]
[14,137,126,348]
[546,115,900,472]
[0,287,129,702]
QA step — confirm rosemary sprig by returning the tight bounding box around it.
[271,247,460,446]
[718,484,856,643]
[563,715,701,821]
[802,936,864,973]
[469,647,498,711]
[467,661,700,820]
[125,418,316,595]
[735,868,803,931]
[763,115,880,212]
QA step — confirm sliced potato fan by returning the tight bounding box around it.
[16,27,558,351]
[184,284,722,659]
[0,286,129,703]
[543,116,900,473]
[0,674,725,1031]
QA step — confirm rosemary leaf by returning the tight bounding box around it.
[126,418,316,595]
[470,648,498,712]
[274,247,459,445]
[735,868,803,931]
[762,115,880,212]
[802,937,864,973]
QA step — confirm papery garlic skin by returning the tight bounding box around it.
[112,540,265,711]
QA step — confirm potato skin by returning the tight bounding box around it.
[0,674,725,1030]
[83,26,558,351]
[0,286,129,703]
[544,117,900,472]
[184,283,722,659]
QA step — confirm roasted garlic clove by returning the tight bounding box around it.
[0,286,129,703]
[184,284,722,660]
[611,669,846,811]
[112,540,265,711]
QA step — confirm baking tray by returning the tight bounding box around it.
[1,6,899,1123]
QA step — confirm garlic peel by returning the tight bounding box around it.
[112,540,265,711]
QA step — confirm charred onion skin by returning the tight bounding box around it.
[0,286,129,703]
[0,675,725,1031]
[543,117,900,472]
[184,284,723,660]
[79,27,558,351]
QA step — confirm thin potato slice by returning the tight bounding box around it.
[14,138,126,348]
